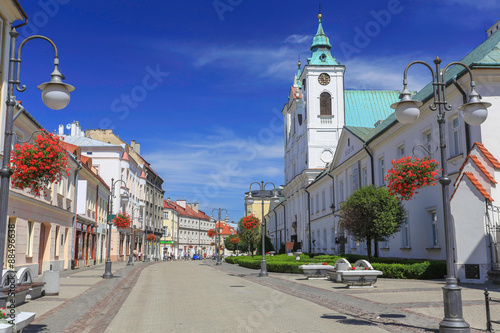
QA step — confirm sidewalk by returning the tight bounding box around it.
[17,259,154,332]
[14,259,500,332]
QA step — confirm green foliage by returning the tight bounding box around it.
[237,217,259,255]
[224,235,247,252]
[256,235,275,255]
[224,254,446,280]
[340,185,406,260]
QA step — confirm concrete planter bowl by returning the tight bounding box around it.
[298,264,335,279]
[0,312,36,333]
[339,269,383,288]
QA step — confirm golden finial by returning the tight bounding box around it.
[318,13,322,19]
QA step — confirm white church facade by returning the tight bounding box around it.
[267,14,500,283]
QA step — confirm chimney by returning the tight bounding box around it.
[70,121,77,136]
[58,125,64,135]
[187,203,192,209]
[192,202,199,213]
[176,199,186,208]
[131,140,135,150]
[487,19,500,38]
[75,121,81,136]
[134,143,141,154]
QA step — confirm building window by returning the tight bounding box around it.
[401,217,410,248]
[430,210,439,247]
[315,194,319,213]
[331,228,335,248]
[450,117,461,157]
[323,229,327,249]
[310,197,314,215]
[27,221,34,257]
[321,190,326,211]
[339,180,344,203]
[320,92,332,116]
[397,144,405,159]
[362,167,368,187]
[422,129,432,158]
[378,157,385,186]
[55,226,60,257]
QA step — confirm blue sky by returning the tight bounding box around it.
[15,0,500,219]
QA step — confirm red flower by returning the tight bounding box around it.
[147,234,155,242]
[113,212,131,229]
[230,237,240,244]
[242,214,260,230]
[385,156,439,201]
[10,131,69,196]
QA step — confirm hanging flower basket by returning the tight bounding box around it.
[207,229,216,237]
[202,247,206,250]
[220,245,224,250]
[210,242,215,246]
[146,234,155,242]
[113,212,131,229]
[189,245,193,248]
[385,156,439,201]
[242,214,260,230]
[230,237,240,244]
[10,131,69,196]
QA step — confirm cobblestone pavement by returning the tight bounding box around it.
[16,259,500,332]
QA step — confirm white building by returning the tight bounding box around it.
[268,14,500,283]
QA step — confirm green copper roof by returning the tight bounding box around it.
[345,90,401,127]
[413,28,500,104]
[309,14,338,66]
[311,14,332,50]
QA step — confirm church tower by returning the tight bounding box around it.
[283,13,345,184]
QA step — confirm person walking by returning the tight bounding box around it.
[203,253,207,260]
[184,253,187,261]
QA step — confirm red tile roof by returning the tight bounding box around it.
[475,142,500,168]
[216,221,236,236]
[464,172,494,201]
[469,155,496,184]
[163,199,210,221]
[121,151,129,161]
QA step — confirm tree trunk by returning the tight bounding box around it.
[366,237,372,262]
[374,239,379,258]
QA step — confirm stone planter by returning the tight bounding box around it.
[339,269,383,288]
[293,252,302,261]
[298,264,335,279]
[0,312,36,333]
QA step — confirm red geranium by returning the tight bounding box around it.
[207,229,216,238]
[189,245,193,248]
[10,131,69,196]
[146,234,155,242]
[210,242,215,246]
[230,237,240,244]
[242,214,260,230]
[113,212,131,229]
[385,156,439,201]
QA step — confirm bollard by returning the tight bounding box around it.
[42,270,60,296]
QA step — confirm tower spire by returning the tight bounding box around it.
[308,11,338,65]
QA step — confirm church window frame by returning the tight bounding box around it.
[319,91,332,116]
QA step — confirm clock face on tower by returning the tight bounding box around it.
[318,73,330,86]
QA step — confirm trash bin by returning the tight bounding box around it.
[42,270,60,296]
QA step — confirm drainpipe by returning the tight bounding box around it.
[304,188,311,252]
[283,200,287,252]
[363,143,378,257]
[452,77,471,153]
[71,161,82,270]
[327,173,336,252]
[275,209,278,251]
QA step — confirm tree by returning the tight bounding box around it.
[237,217,260,257]
[339,185,406,261]
[256,235,275,255]
[224,234,247,252]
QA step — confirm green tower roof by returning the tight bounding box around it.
[309,13,338,66]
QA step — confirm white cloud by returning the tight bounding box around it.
[285,34,312,44]
[343,55,431,91]
[142,126,284,214]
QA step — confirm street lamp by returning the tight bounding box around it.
[103,178,128,279]
[391,57,491,333]
[210,208,229,266]
[0,28,74,271]
[245,181,280,277]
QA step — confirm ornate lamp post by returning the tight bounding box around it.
[391,57,491,333]
[0,27,74,271]
[103,178,128,279]
[245,181,280,277]
[210,208,229,266]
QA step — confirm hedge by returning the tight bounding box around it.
[224,254,446,279]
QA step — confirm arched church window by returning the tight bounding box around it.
[320,92,332,116]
